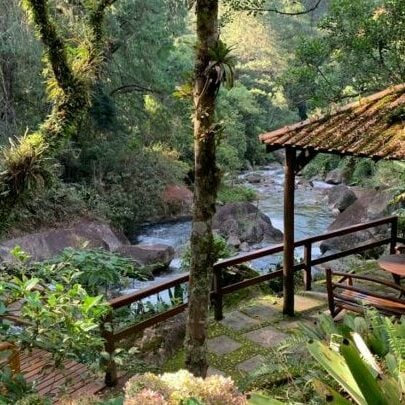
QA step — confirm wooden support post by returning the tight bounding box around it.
[283,147,296,316]
[390,216,398,254]
[101,311,118,387]
[303,241,312,291]
[325,268,335,317]
[213,267,223,321]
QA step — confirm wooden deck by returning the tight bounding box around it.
[3,348,105,403]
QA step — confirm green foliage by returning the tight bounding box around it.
[284,0,405,108]
[14,393,50,405]
[39,247,151,295]
[217,184,257,203]
[301,154,341,179]
[0,249,109,367]
[207,40,237,90]
[350,159,377,185]
[0,133,56,200]
[181,234,233,272]
[0,369,37,405]
[248,311,405,405]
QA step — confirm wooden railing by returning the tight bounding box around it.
[102,215,403,385]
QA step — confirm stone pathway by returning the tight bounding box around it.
[204,293,327,381]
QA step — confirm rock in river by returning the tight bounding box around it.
[320,189,393,255]
[213,202,283,246]
[0,220,127,263]
[327,185,357,213]
[115,244,175,273]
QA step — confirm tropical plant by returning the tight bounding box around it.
[181,234,233,272]
[0,248,109,368]
[206,40,237,90]
[248,311,405,404]
[38,247,152,296]
[0,369,37,405]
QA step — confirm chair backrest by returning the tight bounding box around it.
[326,268,405,317]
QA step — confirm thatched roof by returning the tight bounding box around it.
[260,84,405,160]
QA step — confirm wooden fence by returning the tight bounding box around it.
[102,215,404,385]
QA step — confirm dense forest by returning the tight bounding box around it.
[1,0,404,236]
[1,1,405,404]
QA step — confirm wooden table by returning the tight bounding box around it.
[378,254,405,284]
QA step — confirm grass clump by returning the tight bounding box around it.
[217,184,257,204]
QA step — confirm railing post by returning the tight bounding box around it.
[213,266,223,321]
[390,216,398,254]
[325,268,335,317]
[303,242,312,291]
[101,311,118,387]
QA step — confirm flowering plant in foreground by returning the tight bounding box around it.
[124,370,248,405]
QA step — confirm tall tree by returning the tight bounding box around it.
[0,0,116,226]
[184,0,222,377]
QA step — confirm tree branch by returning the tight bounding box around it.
[233,0,323,16]
[24,0,76,94]
[110,83,163,96]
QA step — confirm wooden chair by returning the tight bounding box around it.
[325,268,405,318]
[0,342,21,375]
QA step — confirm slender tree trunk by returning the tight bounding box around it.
[185,0,220,377]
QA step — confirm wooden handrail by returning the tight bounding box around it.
[109,274,189,309]
[106,216,398,312]
[102,215,400,386]
[215,216,397,269]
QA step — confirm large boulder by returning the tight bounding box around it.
[0,220,127,263]
[325,168,346,185]
[163,185,193,216]
[320,189,393,254]
[327,185,357,213]
[245,173,263,184]
[115,244,175,273]
[213,202,283,245]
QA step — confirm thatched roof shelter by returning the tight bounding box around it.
[258,84,405,316]
[260,84,405,160]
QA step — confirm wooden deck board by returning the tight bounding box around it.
[14,349,105,402]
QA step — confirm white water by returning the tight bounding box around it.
[122,165,334,297]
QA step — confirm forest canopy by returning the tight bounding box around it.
[0,0,404,235]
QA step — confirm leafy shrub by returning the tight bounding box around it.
[301,154,341,179]
[124,370,247,404]
[181,235,233,271]
[3,183,88,236]
[0,249,109,367]
[1,275,109,366]
[15,393,50,405]
[39,248,151,295]
[217,184,257,203]
[350,159,376,184]
[0,369,37,405]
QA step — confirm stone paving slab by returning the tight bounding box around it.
[236,355,265,373]
[275,318,315,332]
[241,304,281,322]
[244,326,288,348]
[207,367,226,377]
[273,294,325,313]
[220,311,261,331]
[207,335,242,355]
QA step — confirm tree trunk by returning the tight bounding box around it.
[185,0,220,377]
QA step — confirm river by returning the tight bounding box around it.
[122,165,334,295]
